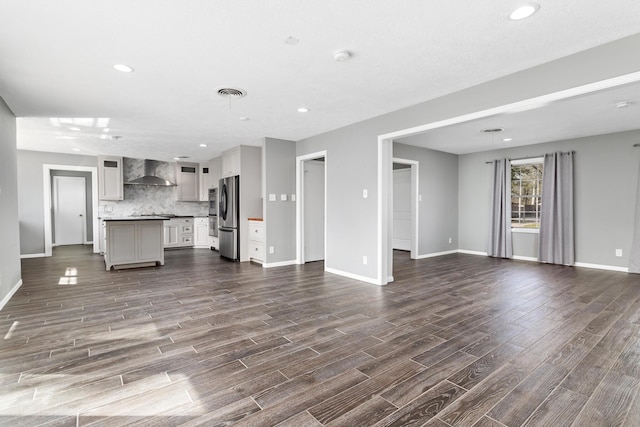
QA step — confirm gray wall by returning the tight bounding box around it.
[297,34,640,282]
[17,150,97,255]
[263,138,296,264]
[458,130,640,268]
[0,97,21,306]
[393,143,458,255]
[50,170,93,242]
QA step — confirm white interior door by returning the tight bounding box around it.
[393,168,411,250]
[304,160,325,262]
[53,176,86,245]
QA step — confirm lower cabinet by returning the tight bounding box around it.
[248,220,264,263]
[194,217,209,248]
[104,220,164,270]
[164,218,194,248]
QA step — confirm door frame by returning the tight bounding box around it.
[52,175,87,245]
[43,164,99,256]
[296,150,327,265]
[392,157,419,260]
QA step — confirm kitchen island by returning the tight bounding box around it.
[103,217,169,270]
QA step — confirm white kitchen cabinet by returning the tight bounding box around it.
[210,156,221,187]
[176,162,199,201]
[98,156,123,200]
[104,220,164,270]
[197,165,210,201]
[194,217,209,248]
[164,217,194,248]
[221,147,240,178]
[248,220,264,263]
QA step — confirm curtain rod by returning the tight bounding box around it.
[485,151,575,164]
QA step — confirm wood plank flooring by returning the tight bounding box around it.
[1,245,640,426]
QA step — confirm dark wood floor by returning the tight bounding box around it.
[1,246,639,426]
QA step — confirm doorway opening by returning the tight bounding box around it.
[43,164,99,256]
[296,151,327,265]
[53,176,87,245]
[392,158,418,263]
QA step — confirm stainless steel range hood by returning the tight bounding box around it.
[125,159,176,186]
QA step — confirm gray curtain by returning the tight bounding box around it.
[629,157,640,273]
[488,159,512,258]
[539,152,574,265]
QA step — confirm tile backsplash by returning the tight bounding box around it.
[99,157,208,217]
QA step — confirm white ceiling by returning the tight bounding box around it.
[1,1,640,163]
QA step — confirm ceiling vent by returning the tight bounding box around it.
[217,87,247,99]
[481,128,504,133]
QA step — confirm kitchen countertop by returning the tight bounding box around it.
[248,217,263,221]
[101,216,171,221]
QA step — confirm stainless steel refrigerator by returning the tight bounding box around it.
[218,175,239,261]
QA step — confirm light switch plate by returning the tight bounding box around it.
[280,194,287,201]
[363,189,368,199]
[291,194,296,202]
[269,194,276,202]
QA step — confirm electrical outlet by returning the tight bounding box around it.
[269,246,274,254]
[362,189,368,198]
[363,255,368,265]
[419,194,422,202]
[616,249,623,257]
[448,237,452,244]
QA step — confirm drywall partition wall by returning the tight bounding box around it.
[0,97,21,309]
[297,34,640,284]
[263,137,296,265]
[458,130,640,269]
[17,150,97,255]
[393,143,458,256]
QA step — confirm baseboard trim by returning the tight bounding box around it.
[574,262,629,273]
[20,253,46,259]
[262,260,298,268]
[325,267,383,286]
[457,249,488,256]
[513,255,538,262]
[416,250,458,259]
[0,279,23,311]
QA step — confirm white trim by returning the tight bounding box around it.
[512,228,540,234]
[392,158,419,260]
[43,164,99,256]
[513,255,538,262]
[511,157,543,166]
[378,71,640,142]
[20,253,46,259]
[296,151,327,265]
[416,249,458,259]
[325,267,383,286]
[574,262,629,273]
[262,260,298,268]
[378,137,392,285]
[457,249,489,256]
[0,279,22,311]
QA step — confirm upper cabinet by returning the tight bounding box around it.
[199,157,221,201]
[221,147,241,178]
[98,155,123,200]
[176,161,199,201]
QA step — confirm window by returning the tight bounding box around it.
[511,158,543,231]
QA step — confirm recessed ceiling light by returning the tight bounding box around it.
[199,144,207,147]
[72,148,81,152]
[297,107,310,113]
[503,138,513,142]
[509,3,540,20]
[69,127,81,131]
[333,50,352,62]
[113,64,135,73]
[616,101,633,109]
[285,36,300,45]
[55,136,77,140]
[239,117,249,121]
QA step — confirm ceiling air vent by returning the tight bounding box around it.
[217,87,247,99]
